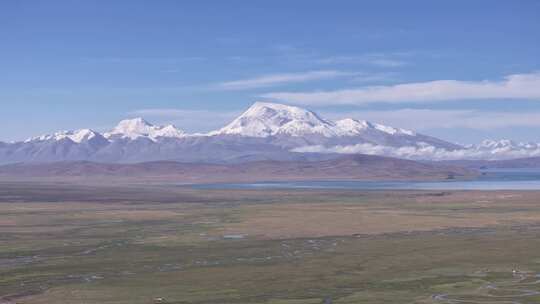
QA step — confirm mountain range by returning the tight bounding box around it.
[0,155,476,183]
[0,102,538,164]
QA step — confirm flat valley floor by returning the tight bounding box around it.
[1,182,540,304]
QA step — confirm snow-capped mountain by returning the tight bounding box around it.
[474,139,539,151]
[24,129,106,144]
[4,128,110,163]
[0,102,538,164]
[334,118,415,136]
[209,102,460,152]
[212,102,339,137]
[105,118,185,141]
[213,102,417,138]
[464,140,540,160]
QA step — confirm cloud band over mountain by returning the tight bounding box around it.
[260,72,540,105]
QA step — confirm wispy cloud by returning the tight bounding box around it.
[349,72,399,84]
[261,72,540,105]
[272,44,303,53]
[316,53,409,67]
[80,56,206,65]
[216,70,355,90]
[323,109,540,131]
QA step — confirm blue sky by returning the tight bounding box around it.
[1,0,540,144]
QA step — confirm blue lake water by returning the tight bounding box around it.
[193,169,540,190]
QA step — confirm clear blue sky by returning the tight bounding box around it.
[1,0,539,144]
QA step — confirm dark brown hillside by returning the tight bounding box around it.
[0,154,476,183]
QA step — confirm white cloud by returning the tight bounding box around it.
[80,56,206,64]
[349,72,399,84]
[216,70,354,90]
[261,72,540,105]
[292,141,540,161]
[316,54,408,67]
[322,109,540,131]
[367,58,407,67]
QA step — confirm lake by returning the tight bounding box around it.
[193,168,540,190]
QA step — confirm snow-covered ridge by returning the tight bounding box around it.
[23,103,422,142]
[211,101,417,138]
[473,139,540,151]
[335,118,416,136]
[211,102,338,137]
[25,129,104,144]
[13,102,540,162]
[104,118,186,141]
[25,118,187,144]
[103,117,184,140]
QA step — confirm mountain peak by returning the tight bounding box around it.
[248,101,303,111]
[24,129,104,144]
[214,101,337,137]
[113,117,152,131]
[106,118,185,140]
[212,102,422,138]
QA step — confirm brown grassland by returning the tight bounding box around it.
[1,182,540,303]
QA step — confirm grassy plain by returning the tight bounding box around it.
[1,182,540,303]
